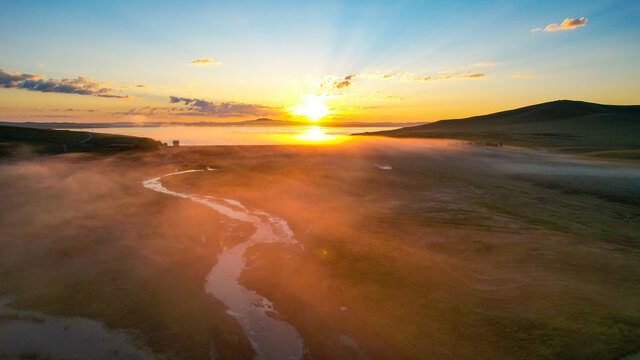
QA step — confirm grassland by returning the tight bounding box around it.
[175,143,640,360]
[582,150,640,160]
[0,153,254,359]
[0,140,639,359]
[359,100,640,159]
[0,125,162,156]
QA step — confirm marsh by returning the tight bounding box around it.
[2,0,640,358]
[0,137,638,359]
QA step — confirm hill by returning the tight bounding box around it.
[0,125,162,157]
[358,100,640,157]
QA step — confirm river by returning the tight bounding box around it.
[142,169,305,360]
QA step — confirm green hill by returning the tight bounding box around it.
[0,125,162,156]
[359,100,640,157]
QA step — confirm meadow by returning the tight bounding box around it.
[363,100,640,159]
[0,125,162,156]
[0,138,638,359]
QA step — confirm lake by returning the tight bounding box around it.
[69,126,396,145]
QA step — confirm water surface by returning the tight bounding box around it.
[70,126,396,145]
[142,169,305,360]
[0,298,153,360]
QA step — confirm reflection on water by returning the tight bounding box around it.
[0,298,153,360]
[142,170,305,360]
[69,126,396,145]
[293,126,337,142]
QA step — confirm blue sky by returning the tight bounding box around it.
[1,0,639,122]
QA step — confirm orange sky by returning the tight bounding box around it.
[1,1,639,125]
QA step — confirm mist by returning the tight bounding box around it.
[0,138,639,359]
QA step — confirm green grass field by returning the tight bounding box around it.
[0,140,638,359]
[360,100,640,158]
[0,125,162,156]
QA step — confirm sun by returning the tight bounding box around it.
[289,95,332,122]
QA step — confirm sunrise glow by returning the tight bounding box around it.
[1,1,638,125]
[289,95,332,122]
[292,126,337,143]
[2,2,640,360]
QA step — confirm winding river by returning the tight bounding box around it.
[143,169,305,360]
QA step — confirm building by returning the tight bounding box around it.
[173,140,180,147]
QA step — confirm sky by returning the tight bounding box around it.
[1,0,639,124]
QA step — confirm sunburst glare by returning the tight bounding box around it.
[292,125,337,142]
[289,95,332,122]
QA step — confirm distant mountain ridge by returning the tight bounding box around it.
[359,100,640,156]
[0,118,425,129]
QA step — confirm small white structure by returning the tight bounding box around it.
[172,140,180,147]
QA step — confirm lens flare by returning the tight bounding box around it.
[289,95,332,122]
[292,126,337,142]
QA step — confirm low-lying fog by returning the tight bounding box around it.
[0,137,639,360]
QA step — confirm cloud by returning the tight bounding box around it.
[531,27,542,33]
[61,108,98,112]
[96,94,131,98]
[459,72,487,79]
[117,105,160,116]
[0,67,128,98]
[120,84,148,89]
[384,95,408,101]
[538,17,587,32]
[512,74,535,78]
[316,72,405,89]
[29,114,73,118]
[313,69,487,90]
[189,58,222,66]
[333,74,356,89]
[474,61,497,67]
[357,73,397,80]
[414,72,487,81]
[168,96,282,117]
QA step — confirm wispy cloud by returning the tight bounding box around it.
[474,61,497,67]
[414,72,487,81]
[332,74,356,89]
[189,58,222,66]
[359,73,396,80]
[312,69,488,92]
[96,94,130,98]
[117,105,160,116]
[385,95,409,101]
[168,96,281,117]
[512,74,535,78]
[28,114,73,118]
[0,67,129,99]
[60,108,98,112]
[459,72,488,79]
[120,84,148,89]
[533,17,587,32]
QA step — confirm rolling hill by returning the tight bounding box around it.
[359,100,640,157]
[0,125,162,156]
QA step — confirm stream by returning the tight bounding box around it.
[142,169,305,360]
